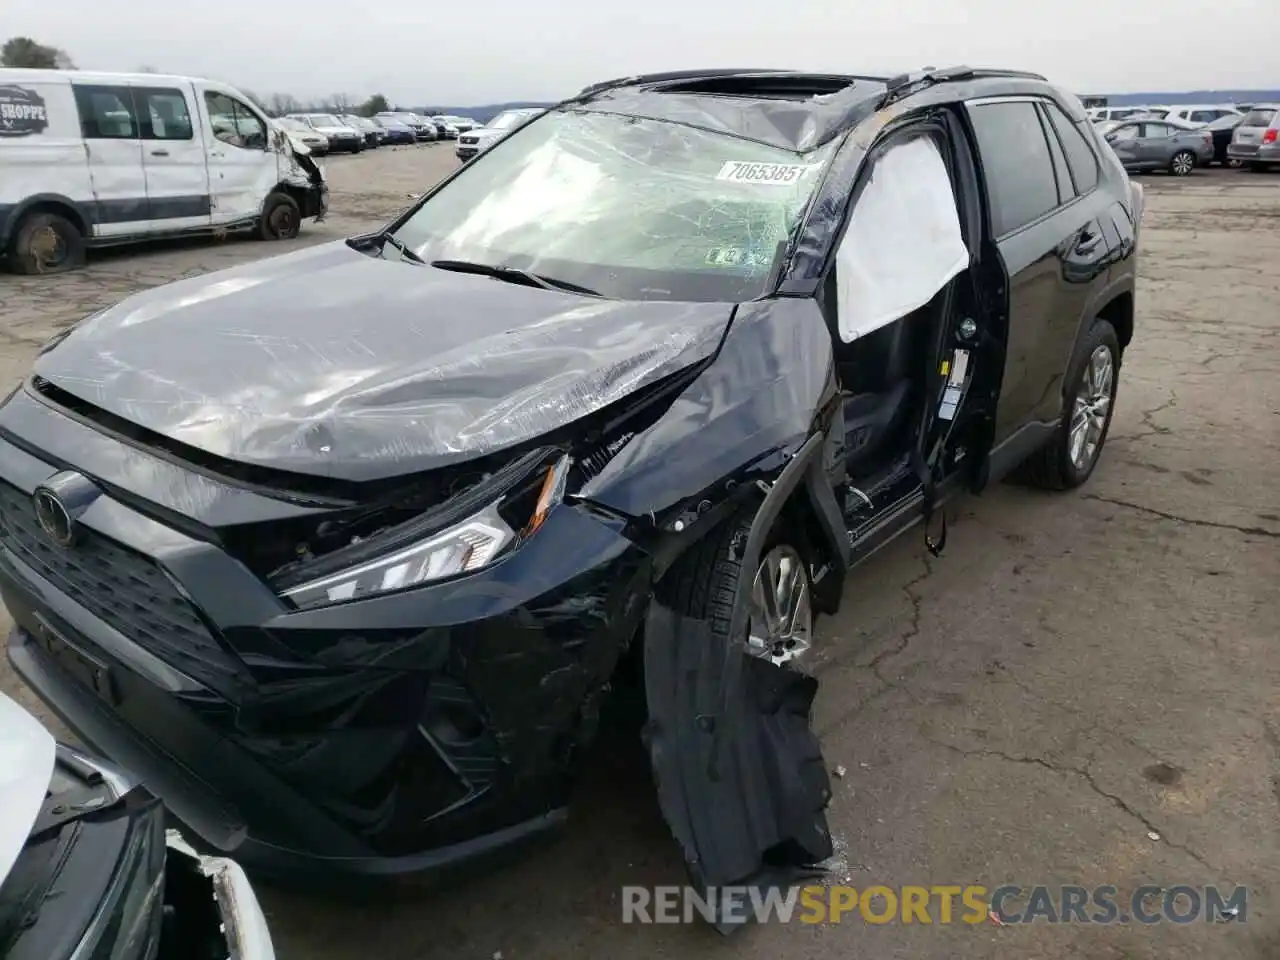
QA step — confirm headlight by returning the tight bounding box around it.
[282,505,515,606]
[279,453,570,608]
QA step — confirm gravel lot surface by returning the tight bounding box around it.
[1,145,1277,959]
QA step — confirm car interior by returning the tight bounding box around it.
[818,128,978,533]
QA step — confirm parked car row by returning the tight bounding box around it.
[273,111,479,153]
[455,107,544,161]
[1088,100,1280,175]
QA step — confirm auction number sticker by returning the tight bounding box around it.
[716,160,812,185]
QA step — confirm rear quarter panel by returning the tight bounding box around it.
[0,81,92,235]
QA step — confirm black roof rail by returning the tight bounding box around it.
[882,65,1048,104]
[569,68,891,102]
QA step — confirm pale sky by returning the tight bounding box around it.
[7,0,1277,106]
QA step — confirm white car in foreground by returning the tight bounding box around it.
[455,108,543,161]
[0,691,275,959]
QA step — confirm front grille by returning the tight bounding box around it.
[0,483,242,692]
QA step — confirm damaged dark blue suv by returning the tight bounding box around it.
[0,66,1141,914]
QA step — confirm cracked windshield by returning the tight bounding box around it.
[392,109,836,300]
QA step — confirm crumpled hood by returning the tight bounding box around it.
[34,242,733,483]
[0,692,55,883]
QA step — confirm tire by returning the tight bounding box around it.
[257,192,301,241]
[8,210,86,275]
[1015,319,1121,491]
[661,510,816,669]
[1169,150,1196,176]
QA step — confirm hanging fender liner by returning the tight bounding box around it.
[711,429,831,775]
[643,430,835,935]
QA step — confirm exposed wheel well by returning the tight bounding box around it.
[271,182,316,218]
[1096,291,1133,352]
[6,200,87,250]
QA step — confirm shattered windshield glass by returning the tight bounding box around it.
[392,109,836,301]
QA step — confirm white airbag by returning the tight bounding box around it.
[836,136,970,343]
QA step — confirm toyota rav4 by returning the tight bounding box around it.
[0,66,1141,922]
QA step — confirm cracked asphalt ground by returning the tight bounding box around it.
[1,145,1277,959]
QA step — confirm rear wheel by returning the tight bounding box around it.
[8,210,86,275]
[1170,150,1196,176]
[258,191,301,241]
[1015,319,1120,490]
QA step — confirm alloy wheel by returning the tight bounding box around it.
[1171,151,1195,176]
[746,545,814,667]
[1069,344,1114,471]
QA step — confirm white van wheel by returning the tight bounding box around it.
[9,210,86,275]
[259,193,301,241]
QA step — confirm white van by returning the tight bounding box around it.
[0,69,328,275]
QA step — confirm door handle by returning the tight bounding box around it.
[150,149,170,157]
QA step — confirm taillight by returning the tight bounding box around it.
[1263,129,1278,144]
[1202,132,1212,145]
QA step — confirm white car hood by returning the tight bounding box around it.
[0,691,55,883]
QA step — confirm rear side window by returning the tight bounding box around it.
[968,101,1060,237]
[1044,103,1100,195]
[1242,108,1276,127]
[73,84,137,139]
[136,88,193,141]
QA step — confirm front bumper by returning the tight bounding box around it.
[0,399,649,883]
[1228,141,1280,163]
[327,134,361,152]
[456,146,478,161]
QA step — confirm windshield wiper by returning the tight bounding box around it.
[429,259,603,297]
[379,232,424,264]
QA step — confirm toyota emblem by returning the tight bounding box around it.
[31,472,100,547]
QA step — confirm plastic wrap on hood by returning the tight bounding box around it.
[32,242,735,482]
[580,83,884,153]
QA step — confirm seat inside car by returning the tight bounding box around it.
[833,285,948,480]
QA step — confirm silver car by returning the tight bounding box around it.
[1227,104,1280,170]
[1101,118,1214,176]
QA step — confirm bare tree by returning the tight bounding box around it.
[328,92,352,113]
[1,36,75,69]
[267,92,301,117]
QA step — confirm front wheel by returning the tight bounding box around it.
[1015,319,1120,490]
[258,191,301,241]
[666,512,816,669]
[1170,150,1196,176]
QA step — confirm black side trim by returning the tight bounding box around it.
[979,419,1057,489]
[95,195,211,224]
